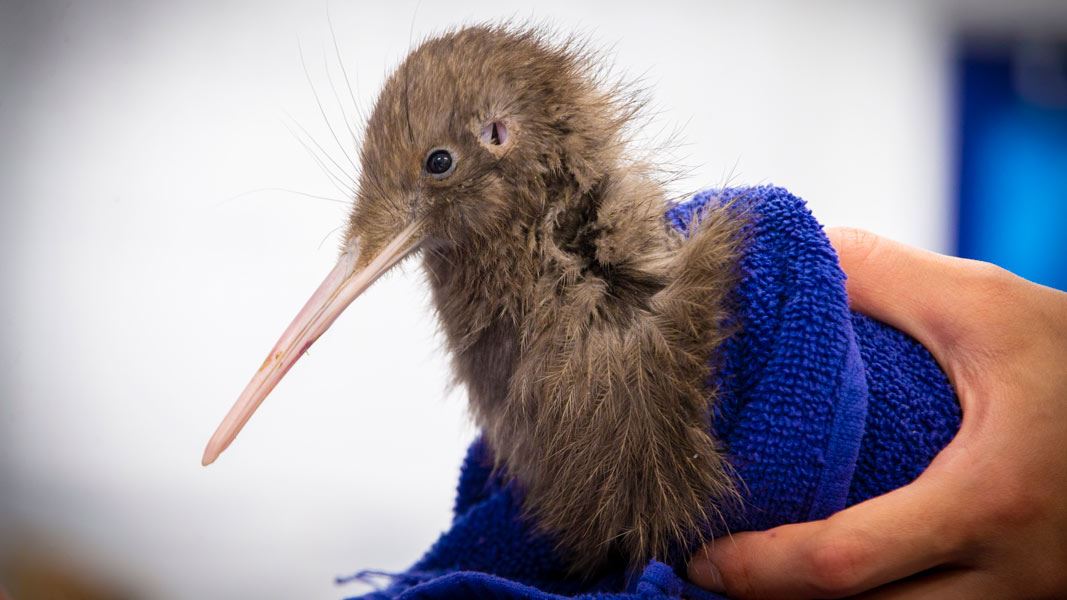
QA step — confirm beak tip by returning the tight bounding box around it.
[201,445,219,467]
[199,225,420,471]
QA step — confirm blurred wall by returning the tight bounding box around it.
[955,38,1067,290]
[0,1,1063,598]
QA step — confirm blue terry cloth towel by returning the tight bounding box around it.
[345,186,962,600]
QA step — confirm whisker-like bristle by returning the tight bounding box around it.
[334,22,743,574]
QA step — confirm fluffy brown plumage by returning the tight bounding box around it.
[345,24,741,573]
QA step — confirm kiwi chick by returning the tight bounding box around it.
[204,24,741,574]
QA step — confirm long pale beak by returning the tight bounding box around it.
[202,222,421,466]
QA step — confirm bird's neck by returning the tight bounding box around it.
[421,170,676,417]
[421,229,533,412]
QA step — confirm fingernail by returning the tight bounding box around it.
[689,554,724,592]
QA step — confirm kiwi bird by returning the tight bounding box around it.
[203,25,741,573]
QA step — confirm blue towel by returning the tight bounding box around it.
[345,186,961,600]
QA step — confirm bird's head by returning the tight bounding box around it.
[202,25,631,465]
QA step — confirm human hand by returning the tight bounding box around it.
[689,227,1067,599]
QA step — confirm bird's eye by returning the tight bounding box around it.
[425,149,454,178]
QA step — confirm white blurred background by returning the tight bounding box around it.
[1,1,1064,598]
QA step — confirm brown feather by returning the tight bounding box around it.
[346,24,742,573]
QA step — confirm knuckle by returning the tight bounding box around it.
[945,259,1029,355]
[828,227,879,261]
[964,260,1017,304]
[713,544,758,598]
[802,535,869,597]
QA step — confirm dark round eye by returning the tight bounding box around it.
[425,149,454,177]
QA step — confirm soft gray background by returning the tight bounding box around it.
[1,1,1064,598]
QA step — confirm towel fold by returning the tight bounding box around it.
[348,186,961,600]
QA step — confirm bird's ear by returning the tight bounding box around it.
[478,117,513,155]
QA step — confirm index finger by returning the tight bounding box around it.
[688,472,963,598]
[824,227,1007,369]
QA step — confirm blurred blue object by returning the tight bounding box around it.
[956,39,1067,291]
